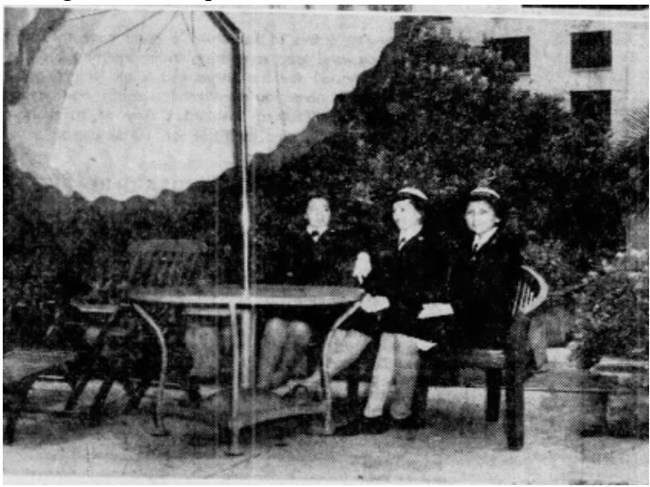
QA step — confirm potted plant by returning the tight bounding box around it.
[574,253,648,437]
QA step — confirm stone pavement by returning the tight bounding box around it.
[4,349,649,484]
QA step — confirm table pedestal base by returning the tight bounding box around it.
[141,387,332,454]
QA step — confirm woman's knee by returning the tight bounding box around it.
[288,320,312,346]
[394,334,421,360]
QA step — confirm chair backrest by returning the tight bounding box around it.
[127,239,207,288]
[512,265,549,316]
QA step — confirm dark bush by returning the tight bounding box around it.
[3,15,642,348]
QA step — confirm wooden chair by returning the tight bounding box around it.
[3,239,208,444]
[342,265,549,450]
[67,239,210,417]
[126,239,207,289]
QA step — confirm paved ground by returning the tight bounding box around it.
[4,350,649,484]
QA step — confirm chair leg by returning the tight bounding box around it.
[505,360,525,450]
[3,381,35,445]
[65,374,93,412]
[89,379,115,426]
[485,368,502,423]
[411,373,429,423]
[4,409,18,445]
[322,397,334,435]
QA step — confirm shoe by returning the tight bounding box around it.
[272,383,321,403]
[335,416,389,436]
[391,415,424,430]
[272,380,301,397]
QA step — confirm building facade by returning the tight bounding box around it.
[262,5,649,140]
[427,6,649,140]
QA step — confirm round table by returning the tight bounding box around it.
[128,284,363,453]
[129,284,363,307]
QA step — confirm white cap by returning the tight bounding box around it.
[397,187,428,201]
[470,187,501,199]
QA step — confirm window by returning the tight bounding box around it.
[571,31,612,69]
[524,5,648,10]
[571,90,611,129]
[487,36,530,73]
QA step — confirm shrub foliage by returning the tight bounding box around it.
[3,16,643,347]
[574,263,649,368]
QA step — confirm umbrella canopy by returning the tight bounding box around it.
[7,7,397,202]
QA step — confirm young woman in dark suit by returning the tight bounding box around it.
[276,187,454,434]
[258,196,353,390]
[449,187,524,350]
[337,187,454,434]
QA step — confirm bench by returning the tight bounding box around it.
[337,265,549,450]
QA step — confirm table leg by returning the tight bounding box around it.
[227,302,244,456]
[240,309,253,389]
[131,303,169,436]
[318,302,362,435]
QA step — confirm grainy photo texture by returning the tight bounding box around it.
[3,4,648,483]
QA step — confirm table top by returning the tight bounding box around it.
[128,284,364,307]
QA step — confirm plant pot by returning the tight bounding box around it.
[581,356,649,437]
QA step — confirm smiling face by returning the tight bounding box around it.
[392,199,423,233]
[465,200,500,237]
[305,197,331,231]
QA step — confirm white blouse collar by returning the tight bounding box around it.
[472,227,498,251]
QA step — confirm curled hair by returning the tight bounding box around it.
[305,193,330,207]
[392,192,427,217]
[467,188,506,220]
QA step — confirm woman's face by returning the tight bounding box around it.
[392,199,422,233]
[465,200,500,236]
[305,197,331,230]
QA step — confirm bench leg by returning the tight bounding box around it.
[410,370,429,424]
[486,368,502,422]
[347,378,360,411]
[505,361,525,450]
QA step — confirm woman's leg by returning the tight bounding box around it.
[325,329,373,378]
[389,333,421,420]
[276,320,312,381]
[257,317,289,390]
[275,328,372,393]
[363,333,396,418]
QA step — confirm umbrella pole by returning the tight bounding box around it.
[207,12,250,295]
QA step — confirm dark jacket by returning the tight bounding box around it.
[271,226,355,333]
[278,227,354,287]
[449,228,523,349]
[363,229,453,342]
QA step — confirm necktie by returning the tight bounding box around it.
[398,236,406,250]
[472,241,479,253]
[310,231,320,242]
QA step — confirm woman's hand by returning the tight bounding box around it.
[352,252,372,283]
[360,294,390,313]
[418,303,454,319]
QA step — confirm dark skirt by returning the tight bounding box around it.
[383,314,459,347]
[337,307,382,339]
[338,308,459,351]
